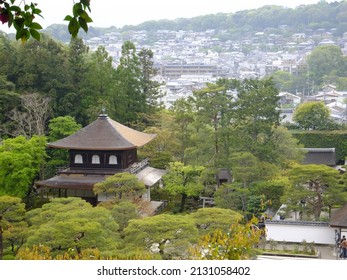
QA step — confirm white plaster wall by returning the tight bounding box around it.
[97,192,112,202]
[265,223,337,245]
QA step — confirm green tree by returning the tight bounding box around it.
[189,218,262,260]
[189,207,243,234]
[14,37,69,96]
[48,116,82,142]
[114,41,143,125]
[214,152,280,216]
[233,77,280,133]
[0,75,19,137]
[138,48,162,114]
[230,78,280,163]
[0,135,47,198]
[293,101,332,130]
[82,45,116,123]
[0,35,18,81]
[171,98,196,164]
[45,116,82,178]
[228,152,261,212]
[139,125,174,169]
[282,164,346,221]
[246,194,269,218]
[270,126,305,167]
[271,70,295,93]
[1,36,72,131]
[123,214,198,259]
[93,172,146,200]
[251,178,289,215]
[68,37,89,89]
[56,37,89,121]
[110,201,140,233]
[214,183,242,211]
[139,110,180,169]
[0,196,27,260]
[0,1,92,41]
[163,161,205,212]
[337,77,347,91]
[184,124,215,166]
[192,79,234,167]
[306,45,346,86]
[24,197,121,256]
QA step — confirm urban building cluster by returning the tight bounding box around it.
[84,27,347,120]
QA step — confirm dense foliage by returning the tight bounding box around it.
[292,130,347,163]
[189,218,263,260]
[0,0,92,41]
[282,164,347,221]
[1,3,347,258]
[0,196,26,259]
[1,195,252,260]
[93,172,146,200]
[0,35,161,133]
[25,197,121,256]
[0,135,46,198]
[293,101,332,130]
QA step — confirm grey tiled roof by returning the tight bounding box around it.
[300,148,336,166]
[330,204,347,227]
[48,115,156,150]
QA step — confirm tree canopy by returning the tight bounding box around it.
[306,45,347,86]
[189,218,263,260]
[0,135,46,198]
[293,101,332,130]
[45,116,82,178]
[230,78,281,163]
[110,201,139,233]
[123,213,198,259]
[1,8,347,259]
[282,164,346,221]
[189,207,243,234]
[24,197,121,256]
[93,172,146,200]
[0,0,92,41]
[162,161,205,212]
[0,196,27,259]
[48,116,82,142]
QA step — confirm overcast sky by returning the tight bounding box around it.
[0,0,340,30]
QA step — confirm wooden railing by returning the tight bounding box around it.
[128,158,149,174]
[56,157,150,175]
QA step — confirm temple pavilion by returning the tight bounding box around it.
[36,114,167,207]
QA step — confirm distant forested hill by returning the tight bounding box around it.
[128,1,347,34]
[43,1,347,42]
[43,24,119,42]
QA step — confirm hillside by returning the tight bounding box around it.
[43,1,347,42]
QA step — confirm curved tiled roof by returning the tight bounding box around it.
[330,204,347,228]
[48,114,156,150]
[299,148,336,166]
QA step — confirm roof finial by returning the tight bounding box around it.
[99,107,108,118]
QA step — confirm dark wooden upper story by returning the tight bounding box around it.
[68,149,136,171]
